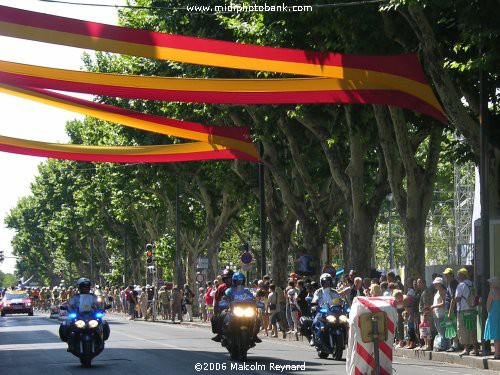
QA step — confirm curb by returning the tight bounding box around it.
[109,314,499,372]
[394,347,500,372]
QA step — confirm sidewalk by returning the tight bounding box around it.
[109,313,500,372]
[394,347,500,372]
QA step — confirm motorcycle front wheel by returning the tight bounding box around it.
[237,329,249,361]
[333,334,344,361]
[80,339,93,368]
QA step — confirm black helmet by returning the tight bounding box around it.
[320,273,333,288]
[77,278,91,294]
[222,268,234,282]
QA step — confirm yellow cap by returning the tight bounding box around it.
[458,268,469,277]
[443,268,453,275]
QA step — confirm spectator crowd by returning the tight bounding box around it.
[3,264,498,360]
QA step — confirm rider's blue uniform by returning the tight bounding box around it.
[225,286,255,302]
[311,288,342,339]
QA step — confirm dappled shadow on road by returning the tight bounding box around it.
[0,347,337,374]
[0,329,60,345]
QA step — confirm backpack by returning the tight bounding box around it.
[466,283,479,308]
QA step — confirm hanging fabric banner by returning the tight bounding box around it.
[0,5,445,120]
[0,60,445,122]
[0,83,258,159]
[0,134,257,163]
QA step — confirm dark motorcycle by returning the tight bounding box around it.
[219,300,263,361]
[311,302,349,360]
[59,306,110,367]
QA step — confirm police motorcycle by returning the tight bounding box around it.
[309,273,349,360]
[58,278,110,368]
[217,272,263,361]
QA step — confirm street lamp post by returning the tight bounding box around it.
[175,180,183,287]
[387,194,394,270]
[258,142,266,278]
[123,233,127,285]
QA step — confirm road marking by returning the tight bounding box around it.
[393,361,472,374]
[0,343,65,351]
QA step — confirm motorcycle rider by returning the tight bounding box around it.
[310,273,343,346]
[69,278,99,312]
[211,268,234,342]
[224,272,262,343]
[64,278,110,350]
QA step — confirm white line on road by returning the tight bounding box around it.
[393,361,472,374]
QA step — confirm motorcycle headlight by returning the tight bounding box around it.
[26,302,31,306]
[326,315,337,324]
[243,307,255,317]
[97,297,102,303]
[88,320,99,329]
[339,315,349,324]
[233,307,255,318]
[75,320,86,329]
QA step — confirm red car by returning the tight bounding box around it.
[0,290,34,316]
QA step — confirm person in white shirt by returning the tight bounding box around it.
[451,268,478,356]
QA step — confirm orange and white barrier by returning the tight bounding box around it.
[346,297,397,375]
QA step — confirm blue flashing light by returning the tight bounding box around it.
[68,312,77,319]
[319,308,328,314]
[94,312,104,319]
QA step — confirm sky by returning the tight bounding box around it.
[0,0,126,274]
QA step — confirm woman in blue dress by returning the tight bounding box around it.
[484,276,500,359]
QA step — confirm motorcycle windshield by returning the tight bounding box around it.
[78,295,96,313]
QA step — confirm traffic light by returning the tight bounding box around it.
[146,243,154,266]
[0,251,4,263]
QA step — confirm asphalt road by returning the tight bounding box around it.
[0,312,493,375]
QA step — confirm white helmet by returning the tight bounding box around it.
[320,273,333,288]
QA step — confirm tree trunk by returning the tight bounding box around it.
[403,4,500,217]
[404,215,427,282]
[374,105,442,279]
[206,241,219,282]
[345,207,377,278]
[300,220,327,279]
[265,168,297,287]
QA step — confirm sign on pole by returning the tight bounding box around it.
[196,273,205,283]
[240,251,253,265]
[197,257,209,269]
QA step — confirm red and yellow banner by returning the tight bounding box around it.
[0,5,445,121]
[0,5,447,164]
[0,83,259,162]
[0,60,445,122]
[0,134,256,163]
[0,83,256,153]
